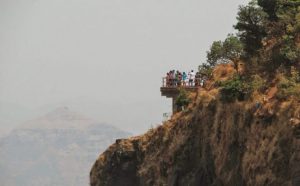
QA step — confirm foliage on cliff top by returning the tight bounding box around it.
[203,0,300,70]
[200,0,300,102]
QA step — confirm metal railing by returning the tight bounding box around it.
[162,77,204,88]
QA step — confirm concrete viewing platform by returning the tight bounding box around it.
[160,77,200,113]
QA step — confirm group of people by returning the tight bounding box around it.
[165,70,205,87]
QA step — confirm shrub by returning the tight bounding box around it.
[219,75,250,102]
[276,72,300,99]
[251,75,267,92]
[176,89,191,111]
[279,35,300,63]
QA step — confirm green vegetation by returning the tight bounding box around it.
[207,35,244,72]
[235,0,267,56]
[198,63,213,78]
[176,89,191,111]
[219,74,269,102]
[200,0,300,102]
[250,74,267,92]
[219,75,250,102]
[204,0,300,68]
[277,67,300,99]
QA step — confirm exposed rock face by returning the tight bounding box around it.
[0,107,131,186]
[90,91,299,186]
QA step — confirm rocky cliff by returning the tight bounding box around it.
[90,69,300,186]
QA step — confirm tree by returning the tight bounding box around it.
[207,41,224,66]
[271,0,300,63]
[198,63,213,78]
[203,0,300,76]
[175,89,190,111]
[257,0,278,20]
[259,0,300,66]
[206,35,244,72]
[234,0,267,55]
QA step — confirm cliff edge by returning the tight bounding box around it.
[90,65,300,185]
[90,0,300,184]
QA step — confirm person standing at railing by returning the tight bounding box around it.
[188,70,195,86]
[169,72,172,87]
[182,72,187,87]
[164,70,199,87]
[200,78,204,87]
[166,72,170,87]
[167,71,172,87]
[188,71,191,86]
[175,71,179,87]
[177,70,181,87]
[171,70,176,87]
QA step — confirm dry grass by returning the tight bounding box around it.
[212,63,235,82]
[90,64,299,186]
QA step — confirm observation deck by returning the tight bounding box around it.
[160,77,199,113]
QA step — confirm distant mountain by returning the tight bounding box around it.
[0,107,131,186]
[0,102,33,136]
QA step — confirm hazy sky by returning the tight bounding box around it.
[0,0,248,135]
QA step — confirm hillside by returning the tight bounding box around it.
[0,107,130,186]
[90,64,300,186]
[90,0,300,185]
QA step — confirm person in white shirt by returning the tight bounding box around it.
[189,70,195,86]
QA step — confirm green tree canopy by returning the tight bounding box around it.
[259,0,300,64]
[234,0,267,55]
[257,0,278,20]
[203,0,300,78]
[206,35,244,71]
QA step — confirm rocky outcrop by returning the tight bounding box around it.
[90,90,299,186]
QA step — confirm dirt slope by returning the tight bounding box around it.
[90,83,300,185]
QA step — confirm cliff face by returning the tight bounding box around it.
[90,87,300,186]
